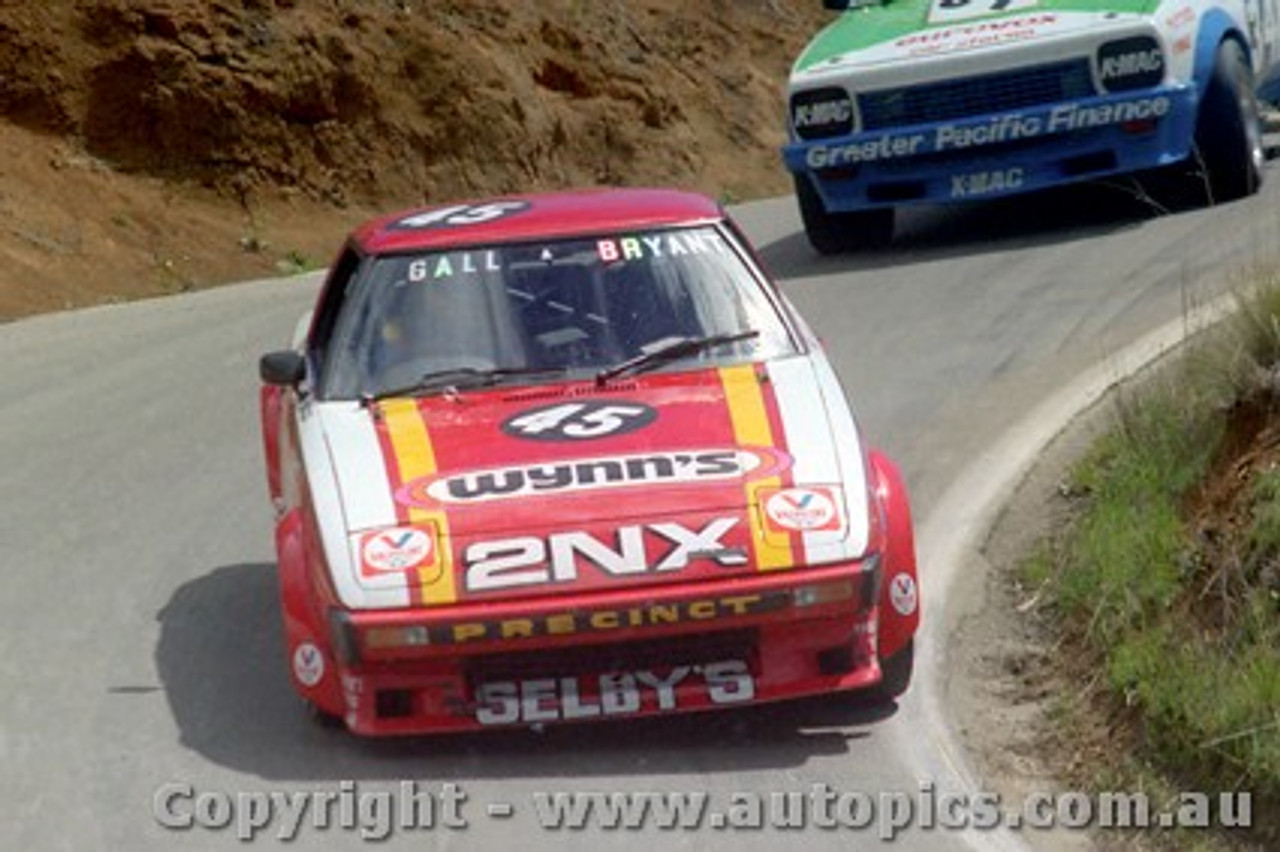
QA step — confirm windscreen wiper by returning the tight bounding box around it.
[368,366,567,403]
[595,330,760,387]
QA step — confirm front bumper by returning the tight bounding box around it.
[320,563,884,735]
[783,86,1198,211]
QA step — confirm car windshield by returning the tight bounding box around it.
[320,225,799,400]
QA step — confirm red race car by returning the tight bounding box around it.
[258,188,919,735]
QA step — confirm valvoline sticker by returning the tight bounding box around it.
[359,527,436,577]
[761,486,843,533]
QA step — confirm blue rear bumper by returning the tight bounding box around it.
[782,86,1198,211]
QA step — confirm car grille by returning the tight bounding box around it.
[467,629,758,684]
[858,59,1096,130]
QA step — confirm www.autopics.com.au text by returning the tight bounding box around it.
[152,780,1253,842]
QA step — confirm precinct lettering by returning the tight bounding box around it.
[428,593,786,645]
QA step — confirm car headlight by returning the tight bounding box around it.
[1096,36,1164,93]
[364,624,432,650]
[790,86,856,140]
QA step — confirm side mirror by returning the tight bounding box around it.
[823,0,851,9]
[260,351,307,387]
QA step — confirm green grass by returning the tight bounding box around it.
[1053,383,1222,644]
[1232,263,1280,367]
[1024,268,1280,846]
[1248,468,1280,552]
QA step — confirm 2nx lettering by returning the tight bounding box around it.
[464,517,746,591]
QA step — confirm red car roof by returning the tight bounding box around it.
[352,188,726,255]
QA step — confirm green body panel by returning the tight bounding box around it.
[793,0,1165,72]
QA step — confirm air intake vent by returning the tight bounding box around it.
[503,381,639,403]
[859,59,1095,130]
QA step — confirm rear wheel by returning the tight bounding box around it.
[1194,39,1265,203]
[873,638,915,701]
[795,174,894,254]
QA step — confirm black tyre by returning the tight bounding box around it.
[873,639,915,701]
[305,700,346,730]
[1194,39,1265,203]
[794,173,894,254]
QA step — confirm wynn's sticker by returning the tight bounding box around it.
[360,527,435,576]
[399,447,788,506]
[762,487,843,533]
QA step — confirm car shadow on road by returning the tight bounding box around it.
[157,563,900,781]
[757,177,1201,279]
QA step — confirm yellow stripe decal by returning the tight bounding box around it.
[719,366,794,572]
[381,399,458,606]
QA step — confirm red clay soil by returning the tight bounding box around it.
[0,0,827,319]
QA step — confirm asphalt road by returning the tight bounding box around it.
[2,171,1277,851]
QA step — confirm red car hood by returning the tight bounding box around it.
[315,359,874,609]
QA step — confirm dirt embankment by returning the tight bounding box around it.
[0,0,826,319]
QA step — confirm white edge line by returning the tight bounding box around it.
[902,291,1239,851]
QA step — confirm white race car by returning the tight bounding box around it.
[784,0,1280,251]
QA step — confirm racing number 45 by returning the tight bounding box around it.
[506,403,652,440]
